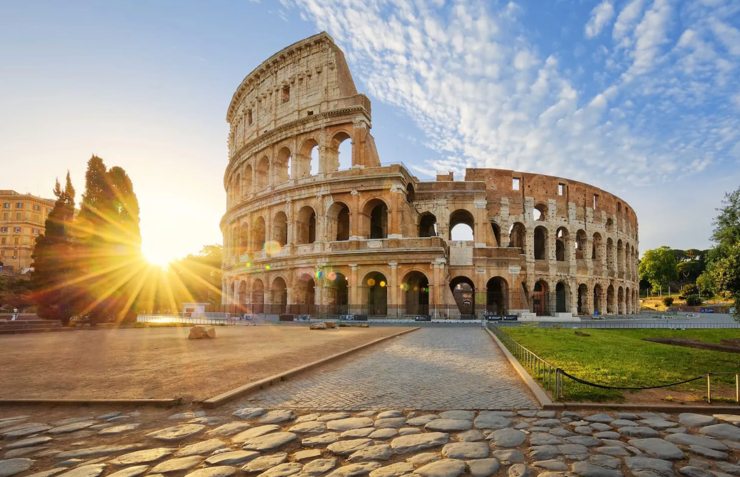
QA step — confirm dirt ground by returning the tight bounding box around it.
[0,325,409,400]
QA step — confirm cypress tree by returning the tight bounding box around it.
[31,173,77,324]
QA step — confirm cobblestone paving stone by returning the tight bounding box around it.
[237,328,537,410]
[1,408,739,477]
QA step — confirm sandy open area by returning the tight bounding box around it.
[0,325,409,400]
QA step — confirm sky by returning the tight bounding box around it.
[0,0,738,265]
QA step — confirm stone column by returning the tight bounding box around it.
[569,279,578,315]
[388,186,403,238]
[388,262,399,317]
[350,190,362,239]
[474,199,487,247]
[349,264,359,314]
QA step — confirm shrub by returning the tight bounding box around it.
[662,297,674,307]
[685,294,703,306]
[679,284,699,299]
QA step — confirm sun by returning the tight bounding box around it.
[142,246,175,268]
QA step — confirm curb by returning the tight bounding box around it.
[544,402,740,413]
[201,327,420,408]
[0,398,181,407]
[483,326,551,408]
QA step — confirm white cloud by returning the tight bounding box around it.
[585,1,615,39]
[284,0,738,194]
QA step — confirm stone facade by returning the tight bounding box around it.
[0,190,54,274]
[221,32,639,318]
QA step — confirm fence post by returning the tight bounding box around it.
[706,374,711,404]
[736,374,739,404]
[555,369,561,401]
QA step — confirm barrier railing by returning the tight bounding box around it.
[490,324,740,402]
[137,314,240,326]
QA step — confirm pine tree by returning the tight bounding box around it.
[31,173,77,324]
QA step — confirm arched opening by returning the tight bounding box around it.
[364,272,387,316]
[364,199,388,239]
[509,222,526,249]
[406,184,415,203]
[606,218,614,232]
[491,222,502,247]
[403,271,429,316]
[607,284,615,314]
[298,139,319,178]
[325,271,349,315]
[533,280,550,316]
[592,233,602,262]
[252,216,266,252]
[239,223,249,255]
[606,238,615,273]
[450,209,475,241]
[243,164,253,196]
[618,286,624,314]
[275,147,291,183]
[251,279,264,314]
[450,276,475,319]
[271,277,287,315]
[256,156,269,190]
[327,202,350,241]
[555,281,568,313]
[534,226,548,260]
[575,229,587,260]
[234,174,241,202]
[617,239,624,274]
[533,203,547,221]
[577,284,589,315]
[272,212,287,246]
[332,132,352,171]
[296,206,317,244]
[237,281,247,313]
[294,274,316,315]
[486,277,508,316]
[419,213,437,237]
[625,287,631,314]
[555,227,568,261]
[593,284,603,314]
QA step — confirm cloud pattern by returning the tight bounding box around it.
[282,0,739,189]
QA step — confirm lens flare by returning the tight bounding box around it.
[367,278,376,286]
[264,240,282,256]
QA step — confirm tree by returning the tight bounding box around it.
[704,188,740,319]
[31,173,78,324]
[638,246,678,293]
[74,156,143,323]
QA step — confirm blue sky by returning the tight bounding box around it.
[1,0,738,264]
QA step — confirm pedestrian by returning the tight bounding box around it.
[11,308,18,321]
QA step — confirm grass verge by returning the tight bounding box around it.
[498,326,740,402]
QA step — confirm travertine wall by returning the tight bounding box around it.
[221,33,639,318]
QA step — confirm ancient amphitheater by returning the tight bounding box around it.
[221,33,639,319]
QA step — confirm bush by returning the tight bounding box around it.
[685,294,703,306]
[662,297,674,307]
[679,284,699,299]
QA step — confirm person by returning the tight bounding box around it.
[11,308,18,321]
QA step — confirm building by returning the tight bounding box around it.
[220,32,639,319]
[0,190,55,274]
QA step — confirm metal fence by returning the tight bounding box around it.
[536,320,740,329]
[490,324,740,402]
[136,314,242,326]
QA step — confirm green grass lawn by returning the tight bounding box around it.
[499,326,740,402]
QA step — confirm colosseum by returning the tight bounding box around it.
[221,32,639,320]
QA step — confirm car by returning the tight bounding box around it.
[414,315,431,321]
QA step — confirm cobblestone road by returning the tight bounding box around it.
[237,327,538,410]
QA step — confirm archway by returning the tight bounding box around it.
[555,227,568,261]
[555,281,568,313]
[294,274,316,315]
[592,233,602,262]
[251,279,264,314]
[403,271,429,316]
[491,222,501,246]
[486,277,508,316]
[450,209,474,241]
[256,156,269,190]
[363,199,388,239]
[271,277,287,315]
[625,287,631,314]
[509,222,526,249]
[243,164,253,196]
[577,284,589,315]
[297,139,319,177]
[327,202,350,241]
[533,280,549,316]
[239,223,249,255]
[273,212,287,246]
[450,276,475,318]
[419,213,437,237]
[607,284,615,314]
[237,281,247,313]
[618,286,624,314]
[274,147,291,183]
[364,272,387,316]
[593,284,603,314]
[325,271,349,315]
[296,206,316,244]
[575,229,587,260]
[332,132,352,171]
[534,226,548,260]
[234,173,241,202]
[252,217,266,252]
[533,203,547,221]
[606,238,615,273]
